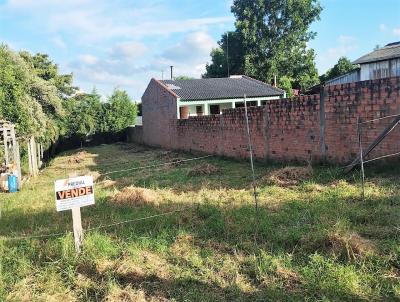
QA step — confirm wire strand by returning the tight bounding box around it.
[1,208,191,242]
[100,155,213,177]
[360,114,400,124]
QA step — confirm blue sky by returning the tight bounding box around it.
[0,0,399,100]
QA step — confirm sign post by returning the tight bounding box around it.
[55,175,95,254]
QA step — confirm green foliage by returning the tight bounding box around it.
[0,44,136,147]
[103,89,137,133]
[1,144,399,300]
[209,0,322,91]
[278,76,294,97]
[19,52,77,98]
[0,44,65,146]
[203,31,245,78]
[320,57,358,83]
[63,90,104,138]
[63,89,137,138]
[175,76,195,80]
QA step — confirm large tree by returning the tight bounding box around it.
[19,52,78,98]
[231,0,322,91]
[103,89,137,132]
[320,57,358,83]
[0,44,65,145]
[203,31,244,78]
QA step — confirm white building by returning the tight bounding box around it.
[160,75,286,119]
[326,41,400,86]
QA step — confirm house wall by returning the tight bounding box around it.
[141,79,178,149]
[130,77,400,164]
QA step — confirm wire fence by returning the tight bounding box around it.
[0,152,211,243]
[2,207,191,242]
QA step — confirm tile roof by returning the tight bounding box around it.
[160,76,284,101]
[353,42,400,64]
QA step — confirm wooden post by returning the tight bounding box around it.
[15,141,22,189]
[30,137,38,176]
[72,207,83,254]
[27,140,33,176]
[37,143,42,169]
[3,127,9,166]
[69,172,83,254]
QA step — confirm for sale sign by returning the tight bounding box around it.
[55,176,95,212]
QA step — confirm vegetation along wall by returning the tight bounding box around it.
[131,77,400,164]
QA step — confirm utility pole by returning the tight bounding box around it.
[170,66,174,80]
[226,32,230,77]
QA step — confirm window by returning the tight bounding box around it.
[196,106,203,116]
[369,61,389,79]
[391,58,400,77]
[210,105,220,115]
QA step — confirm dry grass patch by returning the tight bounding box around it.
[264,166,313,187]
[89,171,101,181]
[98,179,117,188]
[68,150,89,164]
[112,186,159,206]
[328,232,375,261]
[105,285,169,302]
[187,163,219,176]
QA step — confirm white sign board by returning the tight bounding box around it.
[55,176,95,212]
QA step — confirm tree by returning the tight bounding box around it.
[175,76,194,80]
[103,89,137,132]
[278,76,294,97]
[0,44,65,145]
[231,0,322,91]
[64,89,103,139]
[203,31,244,78]
[19,52,78,98]
[320,57,357,83]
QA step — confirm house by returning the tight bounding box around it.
[325,41,400,86]
[144,75,285,120]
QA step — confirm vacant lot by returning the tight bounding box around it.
[0,143,399,301]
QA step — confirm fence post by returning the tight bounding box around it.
[27,140,33,176]
[319,85,327,161]
[3,127,9,166]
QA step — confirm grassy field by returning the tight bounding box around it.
[0,143,399,301]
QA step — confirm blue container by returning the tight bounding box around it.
[8,175,18,193]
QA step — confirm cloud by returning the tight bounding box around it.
[379,24,387,32]
[52,36,66,48]
[160,31,217,77]
[79,54,98,65]
[68,30,218,98]
[1,0,232,43]
[163,31,216,61]
[316,35,357,74]
[393,28,400,36]
[110,42,147,60]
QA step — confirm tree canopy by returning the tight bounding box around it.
[0,44,137,148]
[203,31,244,78]
[205,0,322,92]
[320,57,358,83]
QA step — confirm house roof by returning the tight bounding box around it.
[353,42,400,64]
[160,76,284,101]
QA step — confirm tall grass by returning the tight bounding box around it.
[0,143,399,301]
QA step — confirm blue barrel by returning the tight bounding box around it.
[8,175,18,193]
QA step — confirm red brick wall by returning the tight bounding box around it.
[325,77,400,163]
[141,79,178,149]
[132,77,400,164]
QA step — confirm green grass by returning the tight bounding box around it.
[0,143,399,301]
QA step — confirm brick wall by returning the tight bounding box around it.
[141,79,178,149]
[130,77,400,164]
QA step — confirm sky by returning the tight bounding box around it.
[0,0,399,100]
